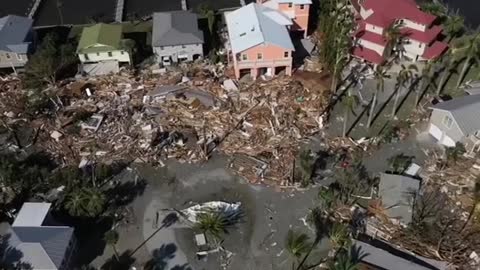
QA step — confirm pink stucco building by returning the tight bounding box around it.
[225,1,311,79]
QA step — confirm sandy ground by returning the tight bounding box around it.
[92,154,330,270]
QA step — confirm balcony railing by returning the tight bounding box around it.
[236,59,292,69]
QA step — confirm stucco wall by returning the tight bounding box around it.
[78,50,130,63]
[402,39,426,59]
[153,43,203,63]
[357,39,385,56]
[239,43,292,61]
[0,51,28,68]
[403,19,427,32]
[430,110,465,142]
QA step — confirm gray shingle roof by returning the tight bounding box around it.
[0,15,33,53]
[152,11,204,47]
[13,226,74,269]
[431,94,480,135]
[354,239,446,270]
[379,173,420,224]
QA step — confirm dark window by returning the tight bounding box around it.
[284,51,289,58]
[6,53,10,59]
[288,3,292,7]
[242,54,247,60]
[108,52,113,57]
[84,54,89,60]
[300,4,305,9]
[257,53,263,60]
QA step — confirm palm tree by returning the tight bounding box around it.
[198,4,216,47]
[104,230,120,261]
[298,150,315,186]
[329,223,350,250]
[436,50,457,96]
[384,23,403,60]
[366,66,387,129]
[65,190,86,217]
[286,230,312,269]
[460,177,480,232]
[84,188,106,217]
[392,64,418,119]
[342,89,359,137]
[391,64,417,118]
[420,2,446,17]
[327,245,365,270]
[444,14,464,43]
[296,208,328,270]
[456,34,480,89]
[445,142,466,165]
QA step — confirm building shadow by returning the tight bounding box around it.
[101,250,136,270]
[0,233,33,269]
[144,243,178,270]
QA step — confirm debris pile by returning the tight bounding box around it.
[0,68,330,185]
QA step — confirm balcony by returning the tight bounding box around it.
[236,59,292,69]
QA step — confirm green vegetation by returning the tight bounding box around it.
[387,153,414,174]
[22,33,78,89]
[445,142,466,165]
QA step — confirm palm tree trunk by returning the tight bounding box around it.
[456,56,471,89]
[111,244,119,261]
[436,66,449,96]
[366,90,378,128]
[296,237,320,270]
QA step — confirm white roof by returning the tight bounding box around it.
[277,0,312,3]
[225,3,294,54]
[13,203,52,227]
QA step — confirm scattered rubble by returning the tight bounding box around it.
[0,66,331,185]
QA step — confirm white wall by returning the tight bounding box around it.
[360,7,373,19]
[402,39,426,59]
[78,50,130,63]
[153,43,203,63]
[358,39,385,56]
[403,19,426,32]
[365,23,384,35]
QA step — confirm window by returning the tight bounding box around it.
[257,53,263,60]
[300,4,305,9]
[108,52,113,57]
[242,54,247,61]
[96,52,100,56]
[5,53,10,59]
[16,54,22,60]
[419,43,422,48]
[182,45,186,49]
[160,46,164,50]
[84,54,89,60]
[284,51,289,58]
[443,115,453,128]
[121,51,124,55]
[288,3,292,7]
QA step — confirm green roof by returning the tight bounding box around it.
[77,23,123,54]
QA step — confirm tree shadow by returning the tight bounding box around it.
[0,233,32,269]
[105,179,147,207]
[101,250,136,270]
[171,263,193,270]
[144,243,178,270]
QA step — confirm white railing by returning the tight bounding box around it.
[236,59,292,68]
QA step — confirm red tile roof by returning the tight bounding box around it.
[355,26,387,46]
[361,0,436,27]
[364,13,395,28]
[352,46,385,64]
[422,41,448,59]
[401,25,443,44]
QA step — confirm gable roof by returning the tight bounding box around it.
[431,94,480,135]
[0,15,33,53]
[354,238,447,270]
[379,173,420,224]
[152,11,204,47]
[13,203,52,227]
[77,23,123,53]
[226,3,294,54]
[13,226,74,269]
[360,0,436,27]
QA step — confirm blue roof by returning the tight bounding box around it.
[0,15,33,53]
[13,226,74,269]
[225,3,294,54]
